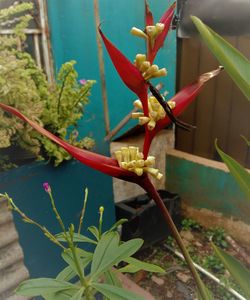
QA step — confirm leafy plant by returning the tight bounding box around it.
[0,2,95,169]
[205,227,228,249]
[181,218,201,231]
[202,254,225,274]
[1,186,164,300]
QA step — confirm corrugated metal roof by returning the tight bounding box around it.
[0,197,31,300]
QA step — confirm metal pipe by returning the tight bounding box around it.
[164,244,246,300]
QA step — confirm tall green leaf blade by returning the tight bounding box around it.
[16,278,77,296]
[119,257,165,273]
[88,226,100,241]
[215,141,250,200]
[191,16,250,101]
[212,243,250,298]
[92,282,144,300]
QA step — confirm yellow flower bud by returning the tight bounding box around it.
[147,119,156,130]
[131,112,144,119]
[133,99,143,109]
[135,54,146,69]
[139,61,151,73]
[99,206,104,213]
[130,27,148,39]
[155,23,165,34]
[139,116,150,125]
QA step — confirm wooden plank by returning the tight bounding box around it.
[175,38,200,153]
[210,37,237,161]
[192,38,218,159]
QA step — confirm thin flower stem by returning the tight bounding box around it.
[78,188,88,234]
[48,191,67,235]
[68,227,94,299]
[141,177,210,300]
[3,193,66,250]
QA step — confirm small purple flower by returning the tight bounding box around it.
[43,182,51,193]
[79,79,87,85]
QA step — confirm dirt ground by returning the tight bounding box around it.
[129,219,250,300]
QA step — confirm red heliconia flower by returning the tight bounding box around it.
[0,103,141,183]
[145,2,176,64]
[143,66,224,157]
[99,28,149,115]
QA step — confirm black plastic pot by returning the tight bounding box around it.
[115,190,181,248]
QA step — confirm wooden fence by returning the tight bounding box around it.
[175,36,250,168]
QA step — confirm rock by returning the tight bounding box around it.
[180,230,194,242]
[176,272,191,283]
[194,241,202,247]
[166,291,173,298]
[151,275,165,286]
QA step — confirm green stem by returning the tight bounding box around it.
[57,68,72,115]
[141,176,210,300]
[78,188,88,234]
[48,192,67,234]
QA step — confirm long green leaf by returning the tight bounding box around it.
[119,257,165,273]
[92,282,144,300]
[91,231,120,276]
[191,16,250,101]
[91,232,143,279]
[215,140,250,200]
[16,278,77,296]
[55,232,97,244]
[212,243,250,298]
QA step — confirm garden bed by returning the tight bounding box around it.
[129,219,250,300]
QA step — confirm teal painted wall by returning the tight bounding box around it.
[46,0,176,150]
[0,161,114,278]
[166,154,250,224]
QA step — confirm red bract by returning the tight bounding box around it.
[99,28,149,115]
[0,103,140,183]
[144,0,154,26]
[143,66,223,157]
[147,2,176,64]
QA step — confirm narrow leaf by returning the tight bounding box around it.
[70,287,84,300]
[108,218,128,232]
[56,266,76,282]
[119,257,165,273]
[16,278,77,296]
[215,140,250,200]
[92,282,144,300]
[88,226,100,240]
[91,231,120,276]
[55,232,97,245]
[192,16,250,101]
[104,270,122,288]
[212,243,250,298]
